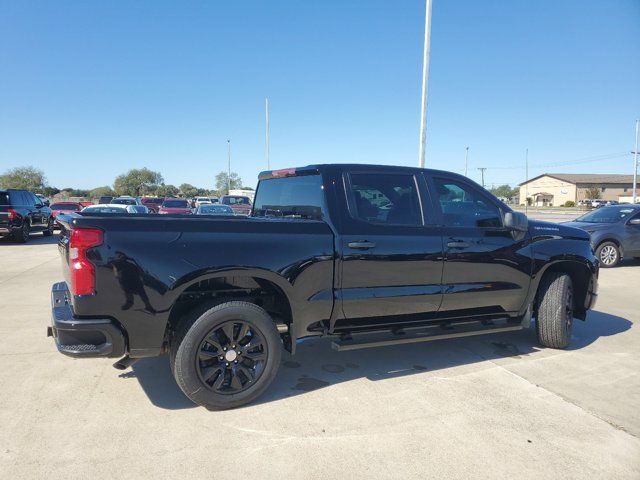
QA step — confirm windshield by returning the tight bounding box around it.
[51,203,80,210]
[163,199,188,208]
[575,206,639,223]
[198,204,233,214]
[130,205,148,213]
[112,198,137,205]
[253,174,325,220]
[222,196,251,205]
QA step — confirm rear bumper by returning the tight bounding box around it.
[48,282,126,358]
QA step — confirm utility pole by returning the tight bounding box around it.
[265,98,270,169]
[633,119,639,204]
[477,167,487,188]
[464,146,469,176]
[227,139,231,195]
[418,0,433,168]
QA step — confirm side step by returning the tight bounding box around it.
[331,322,523,352]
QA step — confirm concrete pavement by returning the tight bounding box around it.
[0,231,638,479]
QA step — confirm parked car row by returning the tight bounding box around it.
[1,189,252,243]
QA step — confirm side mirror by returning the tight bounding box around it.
[504,211,528,232]
[629,218,640,225]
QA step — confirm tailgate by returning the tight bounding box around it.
[56,214,73,288]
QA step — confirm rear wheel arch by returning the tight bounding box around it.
[164,272,294,350]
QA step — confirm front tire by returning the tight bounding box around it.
[14,222,29,243]
[596,241,620,267]
[171,301,282,410]
[536,272,574,349]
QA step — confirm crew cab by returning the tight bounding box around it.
[48,164,598,409]
[0,189,54,242]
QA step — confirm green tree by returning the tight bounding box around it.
[489,184,517,199]
[214,171,242,196]
[113,168,163,196]
[89,186,116,200]
[179,183,199,198]
[42,186,61,197]
[0,166,47,191]
[155,184,179,198]
[585,187,601,199]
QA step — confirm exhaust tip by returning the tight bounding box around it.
[113,355,138,370]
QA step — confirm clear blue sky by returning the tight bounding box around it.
[1,0,639,190]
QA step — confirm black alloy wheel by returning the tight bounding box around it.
[196,320,267,394]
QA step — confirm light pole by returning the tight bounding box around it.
[633,119,639,204]
[265,98,270,169]
[227,139,231,195]
[464,146,469,176]
[477,167,486,188]
[418,0,433,168]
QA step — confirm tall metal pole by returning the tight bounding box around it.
[633,119,639,204]
[265,98,270,170]
[525,148,529,214]
[477,167,486,188]
[418,0,433,168]
[227,139,231,194]
[464,146,469,176]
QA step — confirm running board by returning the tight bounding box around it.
[331,324,523,352]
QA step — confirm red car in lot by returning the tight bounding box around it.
[49,202,83,224]
[141,197,164,213]
[158,198,192,215]
[220,195,252,215]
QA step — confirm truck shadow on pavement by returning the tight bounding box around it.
[124,309,631,410]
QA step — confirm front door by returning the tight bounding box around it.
[335,170,444,330]
[428,175,532,317]
[625,211,640,254]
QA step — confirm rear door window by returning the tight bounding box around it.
[348,173,422,226]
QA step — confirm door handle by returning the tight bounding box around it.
[447,240,470,249]
[348,241,377,250]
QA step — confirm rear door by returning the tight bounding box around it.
[335,168,443,330]
[624,210,640,254]
[427,174,532,316]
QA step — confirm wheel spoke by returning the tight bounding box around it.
[199,349,219,360]
[237,323,251,343]
[244,350,266,362]
[212,369,227,390]
[229,370,243,390]
[243,335,263,351]
[204,334,224,352]
[221,323,236,343]
[203,366,224,384]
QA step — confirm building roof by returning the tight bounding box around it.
[520,173,636,186]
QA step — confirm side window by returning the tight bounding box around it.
[30,193,42,206]
[349,173,422,226]
[432,177,502,228]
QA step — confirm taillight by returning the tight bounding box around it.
[8,208,17,220]
[69,228,103,296]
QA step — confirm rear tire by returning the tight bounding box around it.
[42,217,54,236]
[596,241,620,267]
[536,272,573,349]
[14,222,29,243]
[171,301,282,410]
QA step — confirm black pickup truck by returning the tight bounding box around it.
[49,164,598,409]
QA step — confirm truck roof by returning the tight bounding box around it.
[258,163,463,181]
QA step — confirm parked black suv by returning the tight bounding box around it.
[0,189,54,242]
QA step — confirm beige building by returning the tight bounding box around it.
[519,173,638,206]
